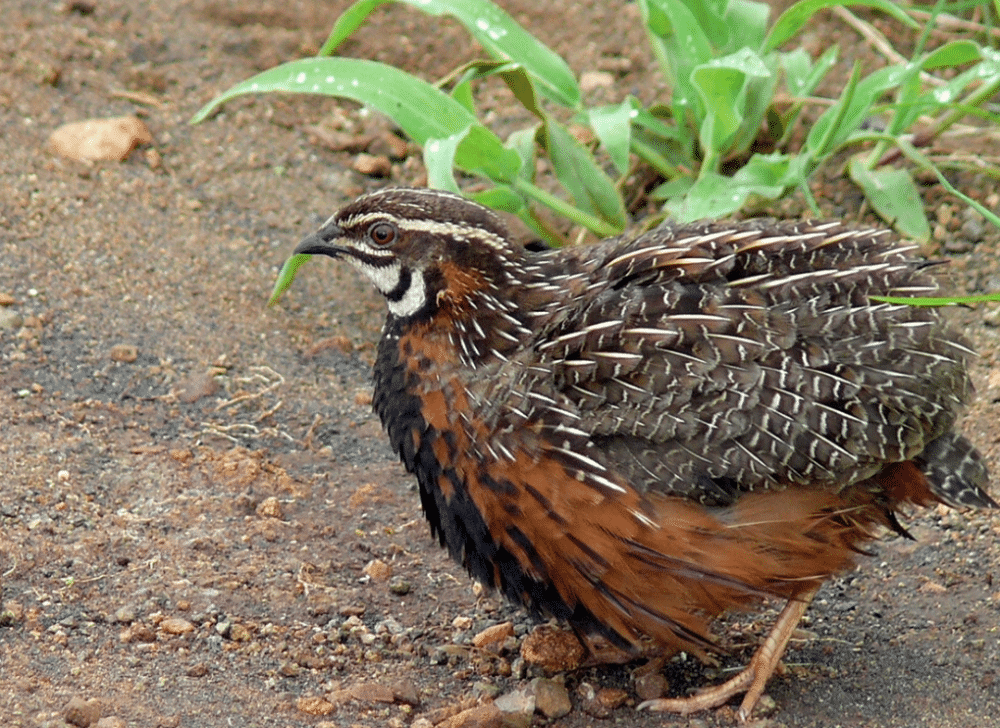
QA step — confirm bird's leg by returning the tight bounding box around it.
[638,585,819,722]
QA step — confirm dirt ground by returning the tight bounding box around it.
[3,1,1000,727]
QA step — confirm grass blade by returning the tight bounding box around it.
[322,0,579,107]
[191,58,521,182]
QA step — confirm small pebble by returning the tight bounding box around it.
[363,559,392,582]
[159,617,194,635]
[352,153,391,177]
[296,696,335,716]
[110,344,138,363]
[531,677,571,719]
[255,496,282,519]
[64,696,102,727]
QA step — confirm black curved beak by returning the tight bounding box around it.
[293,221,345,257]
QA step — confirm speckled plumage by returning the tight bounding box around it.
[291,187,994,716]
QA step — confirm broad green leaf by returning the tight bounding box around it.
[666,153,796,220]
[649,175,693,201]
[456,125,524,183]
[588,100,635,175]
[921,40,981,70]
[424,131,468,193]
[448,60,544,118]
[470,186,525,213]
[782,46,837,96]
[767,0,916,52]
[848,159,930,242]
[320,0,580,108]
[733,151,796,188]
[268,254,312,306]
[191,58,520,183]
[450,76,477,114]
[541,118,627,230]
[691,48,771,167]
[665,170,751,221]
[725,0,770,54]
[640,0,714,114]
[629,99,685,141]
[505,126,539,182]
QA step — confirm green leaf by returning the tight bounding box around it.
[424,130,468,193]
[639,0,714,114]
[805,62,909,158]
[191,58,521,183]
[540,118,627,229]
[848,159,930,242]
[920,39,981,70]
[691,48,771,168]
[505,126,539,182]
[666,156,792,222]
[724,0,770,54]
[767,0,916,52]
[318,0,391,55]
[268,254,312,306]
[470,186,525,213]
[320,0,580,108]
[588,100,635,175]
[782,45,837,96]
[870,293,1000,306]
[449,60,544,118]
[456,124,524,183]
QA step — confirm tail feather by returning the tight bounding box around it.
[915,432,995,509]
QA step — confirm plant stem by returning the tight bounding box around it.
[512,179,622,237]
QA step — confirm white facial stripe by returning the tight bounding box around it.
[348,259,427,319]
[387,268,426,318]
[339,212,507,251]
[351,258,401,296]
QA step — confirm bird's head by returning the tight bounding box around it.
[293,187,523,321]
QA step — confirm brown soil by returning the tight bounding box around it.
[3,2,1000,727]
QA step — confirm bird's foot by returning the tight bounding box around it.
[637,586,819,723]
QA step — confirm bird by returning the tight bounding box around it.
[286,186,994,721]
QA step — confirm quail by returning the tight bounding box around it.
[284,187,994,720]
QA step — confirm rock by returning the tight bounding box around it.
[175,370,218,403]
[295,696,335,715]
[435,703,501,728]
[159,617,194,635]
[634,671,668,701]
[472,622,513,649]
[520,624,585,671]
[0,308,23,330]
[48,116,152,161]
[352,152,392,177]
[388,577,411,595]
[580,70,614,92]
[64,696,103,727]
[389,678,420,705]
[109,344,138,362]
[530,677,571,719]
[186,662,209,677]
[94,718,126,728]
[494,684,534,715]
[255,496,282,519]
[596,686,628,709]
[363,559,391,582]
[121,623,156,643]
[348,681,395,703]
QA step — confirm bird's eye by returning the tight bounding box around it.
[368,222,397,246]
